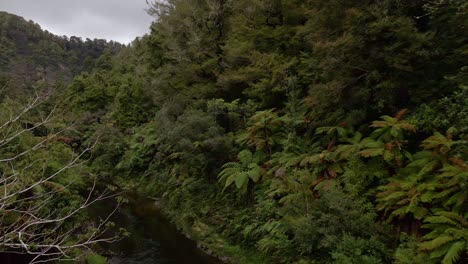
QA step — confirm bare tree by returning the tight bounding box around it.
[0,90,121,263]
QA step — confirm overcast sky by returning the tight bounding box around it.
[0,0,155,44]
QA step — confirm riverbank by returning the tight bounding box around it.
[132,197,268,264]
[90,197,221,264]
[149,191,275,264]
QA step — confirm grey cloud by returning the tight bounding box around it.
[0,0,155,43]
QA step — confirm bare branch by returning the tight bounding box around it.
[0,90,121,263]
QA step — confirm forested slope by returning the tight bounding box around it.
[1,0,467,263]
[0,11,125,263]
[60,0,467,263]
[0,11,123,95]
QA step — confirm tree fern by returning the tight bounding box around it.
[360,111,415,166]
[419,210,468,264]
[377,128,467,221]
[267,169,315,216]
[236,109,283,155]
[436,164,468,213]
[370,109,416,143]
[218,150,262,194]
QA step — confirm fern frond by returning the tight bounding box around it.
[441,241,465,264]
[420,236,455,251]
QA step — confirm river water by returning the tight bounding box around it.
[104,200,220,264]
[0,199,220,264]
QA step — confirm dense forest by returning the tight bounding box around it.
[0,11,123,95]
[0,0,467,263]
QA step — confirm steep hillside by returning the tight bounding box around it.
[0,11,123,94]
[60,1,466,263]
[0,1,467,263]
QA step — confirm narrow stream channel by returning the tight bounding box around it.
[0,199,221,264]
[104,199,220,264]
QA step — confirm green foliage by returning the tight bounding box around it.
[219,150,262,193]
[290,188,383,261]
[0,95,113,260]
[377,128,467,222]
[4,0,467,262]
[419,210,468,264]
[300,0,451,125]
[411,85,468,136]
[0,11,122,96]
[393,234,432,264]
[86,254,107,264]
[359,111,415,166]
[331,235,388,264]
[237,109,283,155]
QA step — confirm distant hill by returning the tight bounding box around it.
[0,11,124,94]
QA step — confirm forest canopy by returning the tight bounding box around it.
[0,0,467,263]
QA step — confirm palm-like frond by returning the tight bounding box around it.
[421,132,465,155]
[218,150,262,193]
[442,241,466,264]
[236,109,283,153]
[419,210,468,264]
[376,171,432,220]
[437,164,468,212]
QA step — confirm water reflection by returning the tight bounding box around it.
[106,201,219,264]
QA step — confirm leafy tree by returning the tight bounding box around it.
[290,188,384,262]
[331,235,388,264]
[393,234,432,264]
[3,0,466,263]
[0,11,123,95]
[300,0,442,125]
[0,93,120,262]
